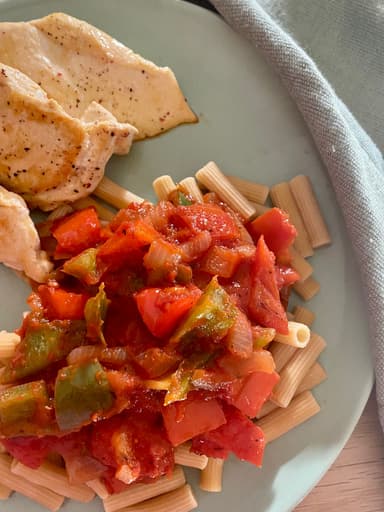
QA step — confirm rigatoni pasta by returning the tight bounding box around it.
[200,458,225,493]
[120,484,197,512]
[179,177,204,203]
[293,276,321,301]
[95,176,144,208]
[289,175,331,248]
[273,321,311,348]
[195,161,256,220]
[293,305,316,327]
[153,175,177,201]
[174,443,208,470]
[226,175,269,205]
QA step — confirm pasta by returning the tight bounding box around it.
[293,276,321,301]
[73,196,115,221]
[292,305,316,327]
[257,362,327,419]
[174,443,208,470]
[199,458,225,493]
[47,204,74,221]
[153,175,177,201]
[95,176,144,208]
[119,484,197,512]
[269,182,313,257]
[195,161,256,220]
[268,341,297,373]
[0,331,20,360]
[226,175,269,204]
[0,482,12,499]
[11,459,95,502]
[179,177,204,203]
[103,466,185,512]
[289,175,331,248]
[272,333,327,408]
[87,478,110,500]
[0,454,65,511]
[289,246,313,282]
[273,321,311,348]
[257,391,320,443]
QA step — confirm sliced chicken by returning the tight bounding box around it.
[0,12,197,139]
[0,64,137,211]
[0,186,52,282]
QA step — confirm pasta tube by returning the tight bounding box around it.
[273,321,311,348]
[120,484,197,512]
[289,175,331,248]
[95,176,144,208]
[195,161,256,220]
[293,276,320,301]
[200,458,224,492]
[292,305,316,327]
[226,175,269,204]
[175,443,208,470]
[73,196,115,221]
[257,391,320,443]
[268,341,297,373]
[153,175,177,201]
[179,177,204,203]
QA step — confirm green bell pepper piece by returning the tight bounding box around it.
[54,359,114,431]
[170,276,237,345]
[0,317,87,384]
[84,283,110,346]
[63,247,103,285]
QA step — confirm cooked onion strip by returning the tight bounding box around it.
[0,331,20,360]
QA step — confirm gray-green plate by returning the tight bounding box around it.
[0,0,374,511]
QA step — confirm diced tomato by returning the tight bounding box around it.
[109,202,155,231]
[1,436,56,469]
[226,371,280,418]
[52,207,101,257]
[134,286,202,338]
[221,260,252,312]
[191,405,265,466]
[97,220,159,268]
[162,396,226,446]
[275,265,300,289]
[172,204,240,242]
[200,246,242,278]
[247,208,297,263]
[248,236,289,334]
[38,285,88,320]
[218,350,275,379]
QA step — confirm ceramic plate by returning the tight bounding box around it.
[0,1,374,511]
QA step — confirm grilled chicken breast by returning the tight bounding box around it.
[0,12,197,139]
[0,64,137,211]
[0,186,52,282]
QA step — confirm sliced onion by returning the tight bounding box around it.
[218,350,275,378]
[67,345,100,365]
[225,311,253,358]
[64,453,106,484]
[179,231,212,262]
[143,239,181,270]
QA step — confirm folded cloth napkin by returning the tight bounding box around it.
[188,0,384,429]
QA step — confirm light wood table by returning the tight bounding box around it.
[296,391,384,511]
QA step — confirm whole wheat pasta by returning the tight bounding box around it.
[272,333,326,408]
[87,478,110,500]
[95,176,144,209]
[174,443,208,470]
[256,362,327,419]
[73,196,115,222]
[11,459,95,503]
[0,454,64,511]
[289,175,331,248]
[257,391,320,443]
[269,182,313,257]
[268,341,297,373]
[226,175,269,204]
[47,204,74,221]
[103,466,185,512]
[199,458,224,493]
[293,305,316,327]
[286,311,295,321]
[289,246,313,282]
[0,482,12,499]
[179,177,204,203]
[293,276,320,301]
[0,331,20,359]
[153,175,177,201]
[249,201,271,217]
[120,484,197,512]
[195,162,256,220]
[273,321,311,348]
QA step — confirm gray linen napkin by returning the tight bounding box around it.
[207,0,384,428]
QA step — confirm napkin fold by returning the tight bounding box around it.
[205,0,384,428]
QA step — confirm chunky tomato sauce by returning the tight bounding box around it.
[0,193,298,491]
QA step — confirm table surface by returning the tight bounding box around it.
[296,390,384,511]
